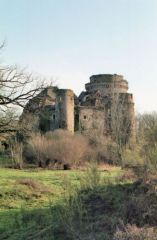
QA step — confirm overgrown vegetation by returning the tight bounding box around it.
[1,111,157,176]
[120,112,157,182]
[24,130,91,169]
[0,166,120,239]
[1,43,157,240]
[1,165,157,239]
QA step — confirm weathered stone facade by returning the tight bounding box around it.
[20,87,74,133]
[20,74,135,143]
[77,74,135,143]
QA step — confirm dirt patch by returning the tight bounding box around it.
[16,178,51,193]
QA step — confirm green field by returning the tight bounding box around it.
[0,166,124,239]
[0,167,156,240]
[0,167,123,209]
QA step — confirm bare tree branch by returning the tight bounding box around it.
[0,45,52,133]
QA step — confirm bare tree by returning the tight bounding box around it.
[107,88,134,163]
[0,45,46,132]
[110,94,132,143]
[136,112,157,171]
[137,112,157,145]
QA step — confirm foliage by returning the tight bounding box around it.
[117,112,157,179]
[81,162,101,189]
[121,146,143,167]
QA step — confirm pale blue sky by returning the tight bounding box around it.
[0,0,157,113]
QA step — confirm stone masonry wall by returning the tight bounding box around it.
[20,73,135,144]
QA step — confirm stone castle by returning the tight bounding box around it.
[20,74,135,143]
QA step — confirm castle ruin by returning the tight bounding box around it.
[20,74,135,143]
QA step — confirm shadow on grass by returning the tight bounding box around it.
[1,181,157,240]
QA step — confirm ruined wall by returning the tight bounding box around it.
[79,107,105,134]
[20,73,135,143]
[20,87,75,133]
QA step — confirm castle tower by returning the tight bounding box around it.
[59,90,74,133]
[85,74,128,96]
[78,74,135,144]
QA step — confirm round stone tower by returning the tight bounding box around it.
[79,73,135,144]
[85,74,128,95]
[59,89,74,133]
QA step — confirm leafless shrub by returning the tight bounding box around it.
[88,130,121,165]
[25,130,91,168]
[10,138,23,169]
[136,112,157,173]
[28,133,50,167]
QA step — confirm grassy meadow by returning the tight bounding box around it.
[0,166,124,239]
[0,166,157,239]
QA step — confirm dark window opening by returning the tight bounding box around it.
[75,114,79,131]
[84,115,87,119]
[53,114,55,120]
[86,96,89,101]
